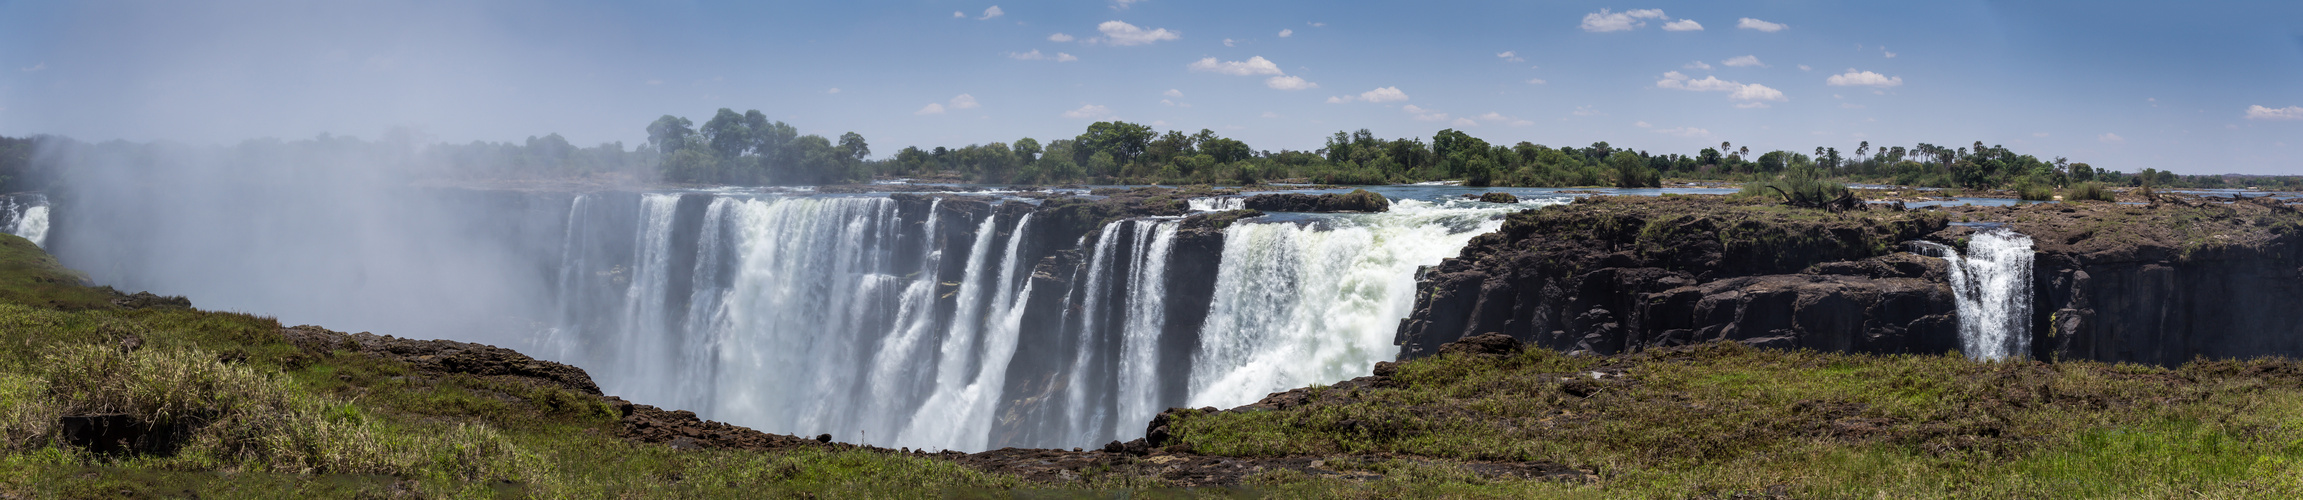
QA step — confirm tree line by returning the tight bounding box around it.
[1,112,2297,193]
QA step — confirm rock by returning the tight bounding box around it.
[1242,189,1391,213]
[279,325,602,395]
[1439,332,1523,357]
[1477,192,1519,204]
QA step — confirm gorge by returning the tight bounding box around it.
[22,183,2303,456]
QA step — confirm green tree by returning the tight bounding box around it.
[1075,121,1154,166]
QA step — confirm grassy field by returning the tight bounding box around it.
[4,224,2301,498]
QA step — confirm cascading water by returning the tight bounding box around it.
[1187,197,1245,211]
[1911,228,2034,361]
[542,193,1548,451]
[0,194,50,247]
[1187,200,1511,407]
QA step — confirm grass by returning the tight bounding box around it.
[2066,181,2116,202]
[1162,342,2303,497]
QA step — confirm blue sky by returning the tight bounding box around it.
[1,1,2298,174]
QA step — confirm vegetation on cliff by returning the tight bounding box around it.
[1158,335,2303,497]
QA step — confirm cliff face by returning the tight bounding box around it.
[1397,195,2303,365]
[1396,196,1955,359]
[1985,200,2303,364]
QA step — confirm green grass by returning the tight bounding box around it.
[1162,342,2303,497]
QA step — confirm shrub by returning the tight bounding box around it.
[2066,182,2115,202]
[2015,181,2055,201]
[1739,166,1856,209]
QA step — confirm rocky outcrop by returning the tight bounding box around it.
[280,325,601,395]
[1396,196,1954,359]
[1973,200,2303,365]
[1243,189,1390,213]
[1473,192,1519,204]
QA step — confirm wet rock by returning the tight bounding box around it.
[1476,192,1519,204]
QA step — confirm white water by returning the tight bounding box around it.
[546,193,1552,451]
[1187,197,1245,211]
[1911,229,2034,361]
[1,195,49,247]
[1188,199,1517,407]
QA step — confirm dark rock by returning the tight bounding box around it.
[1242,189,1391,213]
[60,413,200,456]
[815,434,832,443]
[1477,192,1519,204]
[1439,332,1522,357]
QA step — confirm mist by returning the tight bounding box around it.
[39,135,612,346]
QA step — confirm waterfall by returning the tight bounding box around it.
[0,194,49,247]
[1187,199,1510,407]
[1187,197,1245,211]
[1911,229,2035,361]
[542,193,1546,451]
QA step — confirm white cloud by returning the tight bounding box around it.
[1048,33,1076,42]
[826,88,841,94]
[1261,111,1281,118]
[1825,69,1903,88]
[1278,29,1293,38]
[1161,99,1176,106]
[978,6,1004,20]
[1737,18,1787,32]
[1452,117,1479,127]
[1308,21,1325,27]
[1111,0,1145,9]
[1581,8,1668,32]
[1684,61,1712,70]
[1265,75,1317,90]
[1797,64,1812,71]
[1654,126,1711,137]
[1007,49,1077,62]
[1097,20,1180,46]
[1882,49,1897,58]
[917,103,946,115]
[1572,106,1603,117]
[1497,51,1525,62]
[1361,86,1409,102]
[1721,55,1765,68]
[1063,104,1113,119]
[1222,38,1236,47]
[1731,83,1785,102]
[948,94,980,109]
[1187,56,1282,75]
[1403,104,1449,121]
[1735,102,1771,109]
[19,62,44,72]
[1656,72,1742,92]
[1470,112,1534,127]
[1526,78,1547,85]
[1634,121,1651,127]
[2245,105,2303,120]
[2098,133,2125,143]
[1662,19,1703,31]
[953,11,966,18]
[1330,86,1410,103]
[1163,89,1183,98]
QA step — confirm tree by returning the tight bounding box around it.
[646,115,695,156]
[701,108,752,160]
[1013,137,1041,164]
[1075,121,1154,166]
[1608,151,1659,188]
[839,132,870,163]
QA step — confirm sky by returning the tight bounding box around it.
[1,0,2299,175]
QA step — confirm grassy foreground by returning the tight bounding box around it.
[3,226,2301,498]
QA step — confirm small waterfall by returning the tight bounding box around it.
[1187,197,1245,211]
[0,194,50,247]
[1911,229,2035,361]
[1058,219,1180,445]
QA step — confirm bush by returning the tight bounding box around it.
[1739,166,1855,209]
[2015,181,2054,201]
[2066,182,2115,202]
